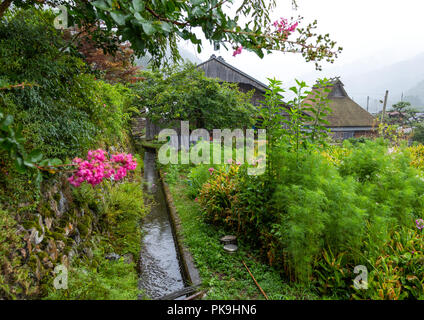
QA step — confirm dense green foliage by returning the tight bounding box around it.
[45,247,142,300]
[0,9,133,161]
[412,123,424,144]
[165,176,317,300]
[192,140,424,298]
[3,4,424,301]
[132,63,256,131]
[0,9,143,300]
[160,79,424,300]
[1,0,342,69]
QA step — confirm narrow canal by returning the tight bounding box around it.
[138,149,186,299]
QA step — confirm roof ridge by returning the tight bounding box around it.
[197,55,270,92]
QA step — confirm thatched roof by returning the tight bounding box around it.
[197,55,269,92]
[304,78,375,128]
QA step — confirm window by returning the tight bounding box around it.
[342,131,354,140]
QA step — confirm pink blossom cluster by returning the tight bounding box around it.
[68,149,137,187]
[416,218,424,230]
[233,46,243,57]
[111,153,137,180]
[273,18,298,36]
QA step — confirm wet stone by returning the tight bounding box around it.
[223,244,238,254]
[105,253,121,261]
[220,235,237,245]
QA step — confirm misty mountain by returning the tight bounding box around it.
[134,46,201,69]
[299,52,424,114]
[342,52,424,113]
[404,80,424,109]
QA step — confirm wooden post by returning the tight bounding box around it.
[381,90,389,123]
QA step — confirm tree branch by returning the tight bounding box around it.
[222,28,333,53]
[145,6,188,27]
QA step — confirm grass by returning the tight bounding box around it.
[45,243,146,300]
[165,169,318,300]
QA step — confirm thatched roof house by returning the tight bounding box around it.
[305,78,376,140]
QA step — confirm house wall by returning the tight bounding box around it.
[354,130,377,138]
[237,83,265,106]
[331,129,376,140]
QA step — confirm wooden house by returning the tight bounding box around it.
[198,54,269,106]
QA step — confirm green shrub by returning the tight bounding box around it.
[354,227,424,300]
[271,147,366,281]
[315,249,352,299]
[72,179,145,257]
[45,247,142,300]
[133,63,256,131]
[341,140,424,233]
[186,164,215,199]
[197,139,424,295]
[0,9,132,160]
[199,164,241,228]
[103,181,145,256]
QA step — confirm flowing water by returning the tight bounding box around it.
[138,149,186,299]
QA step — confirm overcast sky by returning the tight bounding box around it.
[181,0,424,87]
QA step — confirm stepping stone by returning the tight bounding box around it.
[223,244,238,254]
[220,235,237,245]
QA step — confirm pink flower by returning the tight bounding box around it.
[68,150,137,187]
[273,17,298,35]
[208,167,215,175]
[232,46,243,57]
[288,22,298,32]
[87,149,106,162]
[416,218,424,230]
[227,159,233,164]
[114,166,127,180]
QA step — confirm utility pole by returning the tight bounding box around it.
[381,90,389,123]
[367,96,369,112]
[401,92,404,102]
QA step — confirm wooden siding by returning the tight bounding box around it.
[198,55,269,93]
